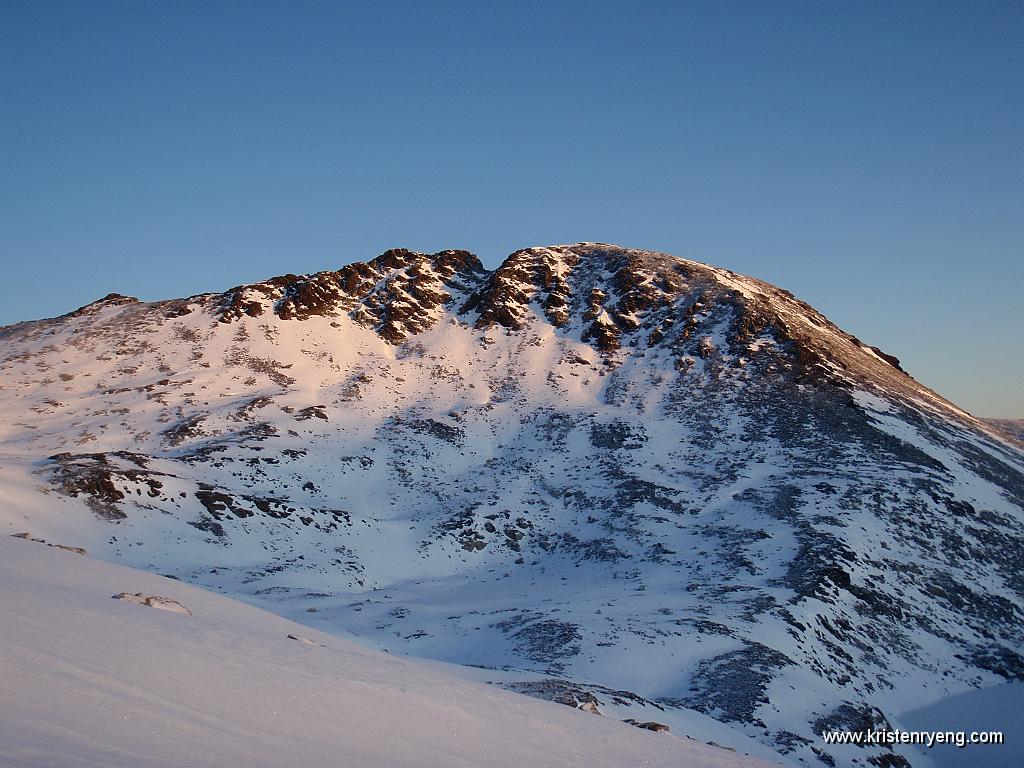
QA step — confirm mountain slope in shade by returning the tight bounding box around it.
[0,536,772,768]
[1,243,1022,768]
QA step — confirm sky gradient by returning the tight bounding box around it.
[1,1,1021,416]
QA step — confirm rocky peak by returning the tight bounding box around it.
[214,248,485,341]
[457,244,768,350]
[460,243,690,335]
[456,243,925,406]
[461,245,582,329]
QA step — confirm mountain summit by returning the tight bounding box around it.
[2,244,1021,767]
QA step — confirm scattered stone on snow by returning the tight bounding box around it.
[112,593,192,615]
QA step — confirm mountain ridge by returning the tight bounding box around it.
[7,243,965,413]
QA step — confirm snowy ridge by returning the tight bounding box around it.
[1,243,1022,768]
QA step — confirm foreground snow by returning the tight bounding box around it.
[0,535,774,768]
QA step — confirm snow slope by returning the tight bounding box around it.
[1,243,1021,768]
[0,535,772,768]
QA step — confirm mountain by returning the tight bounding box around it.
[0,534,772,768]
[2,243,1022,768]
[985,419,1024,444]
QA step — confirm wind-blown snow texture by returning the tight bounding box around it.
[0,535,770,768]
[1,243,1022,767]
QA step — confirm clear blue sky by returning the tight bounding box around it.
[1,1,1021,416]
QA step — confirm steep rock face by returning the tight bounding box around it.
[1,243,1021,768]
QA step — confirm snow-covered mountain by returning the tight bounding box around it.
[2,243,1022,768]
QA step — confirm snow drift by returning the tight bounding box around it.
[0,535,772,768]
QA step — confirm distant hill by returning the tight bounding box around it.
[985,419,1024,443]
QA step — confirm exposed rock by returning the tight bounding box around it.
[215,248,485,342]
[287,633,322,646]
[44,452,167,521]
[51,544,88,556]
[295,405,328,422]
[112,593,192,616]
[624,719,670,733]
[10,532,87,555]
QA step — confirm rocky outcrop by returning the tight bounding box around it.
[215,248,485,341]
